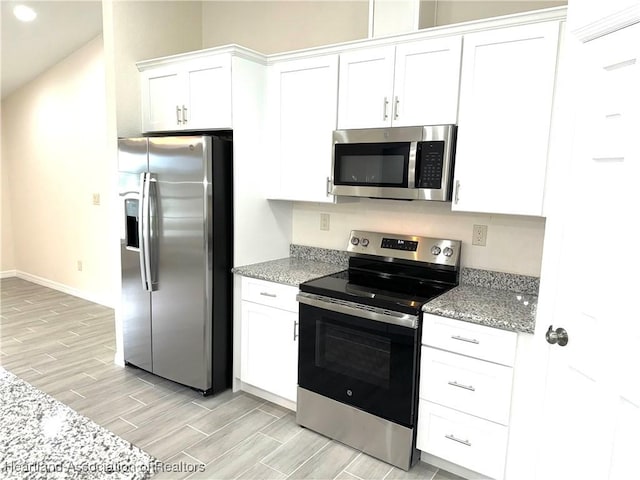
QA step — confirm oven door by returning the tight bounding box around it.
[297,295,420,428]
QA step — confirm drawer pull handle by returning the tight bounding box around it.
[451,335,479,344]
[448,381,475,392]
[260,292,277,298]
[445,434,472,447]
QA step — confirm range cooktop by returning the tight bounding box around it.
[299,231,461,316]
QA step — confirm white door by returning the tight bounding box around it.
[271,55,338,202]
[337,46,395,129]
[535,21,640,480]
[241,301,299,402]
[184,56,232,130]
[452,22,559,216]
[393,36,462,127]
[141,67,182,132]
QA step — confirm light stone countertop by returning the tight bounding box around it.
[0,366,155,479]
[232,257,346,287]
[233,247,539,334]
[422,284,537,334]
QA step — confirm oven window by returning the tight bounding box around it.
[334,142,409,187]
[298,303,419,428]
[317,321,390,389]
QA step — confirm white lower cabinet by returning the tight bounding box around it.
[418,315,517,480]
[420,346,514,426]
[240,277,298,403]
[417,400,509,480]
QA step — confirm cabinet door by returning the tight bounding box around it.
[417,400,509,480]
[141,67,182,132]
[184,56,232,130]
[337,46,395,129]
[452,22,560,216]
[393,37,462,127]
[269,55,338,202]
[241,301,298,402]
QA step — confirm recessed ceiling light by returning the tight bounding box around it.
[13,4,37,22]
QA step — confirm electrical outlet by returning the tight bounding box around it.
[472,224,488,246]
[92,193,100,205]
[320,213,330,231]
[77,260,83,272]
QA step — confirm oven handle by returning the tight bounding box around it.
[296,292,419,329]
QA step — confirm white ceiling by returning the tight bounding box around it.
[1,1,103,99]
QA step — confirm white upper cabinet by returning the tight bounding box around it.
[337,37,462,129]
[337,46,396,129]
[267,55,339,202]
[184,58,232,130]
[452,22,560,216]
[141,55,232,132]
[142,68,182,132]
[392,38,462,127]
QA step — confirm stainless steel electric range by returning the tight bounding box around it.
[296,230,461,471]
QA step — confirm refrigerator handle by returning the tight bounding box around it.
[139,173,153,291]
[147,174,159,291]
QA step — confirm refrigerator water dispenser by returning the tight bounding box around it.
[124,198,139,249]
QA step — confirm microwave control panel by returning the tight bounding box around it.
[416,141,445,189]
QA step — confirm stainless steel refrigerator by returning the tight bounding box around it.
[118,135,232,395]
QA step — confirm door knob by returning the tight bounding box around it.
[546,325,569,347]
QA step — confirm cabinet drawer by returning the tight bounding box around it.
[241,277,299,312]
[422,314,517,366]
[417,400,508,480]
[420,347,513,425]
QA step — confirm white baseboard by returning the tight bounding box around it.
[239,380,296,412]
[114,350,125,367]
[420,451,491,480]
[0,270,17,279]
[15,271,115,309]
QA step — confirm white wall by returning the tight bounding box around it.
[0,129,16,275]
[424,0,567,27]
[202,1,369,54]
[293,199,545,276]
[104,0,203,137]
[0,36,116,305]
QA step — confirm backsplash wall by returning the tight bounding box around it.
[292,199,546,277]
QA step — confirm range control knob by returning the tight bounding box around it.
[361,238,370,247]
[351,237,360,246]
[431,246,442,255]
[443,247,454,257]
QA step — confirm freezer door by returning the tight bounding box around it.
[118,138,152,371]
[148,136,213,390]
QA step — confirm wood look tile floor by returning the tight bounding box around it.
[0,278,465,480]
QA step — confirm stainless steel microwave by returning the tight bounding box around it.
[330,125,456,201]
